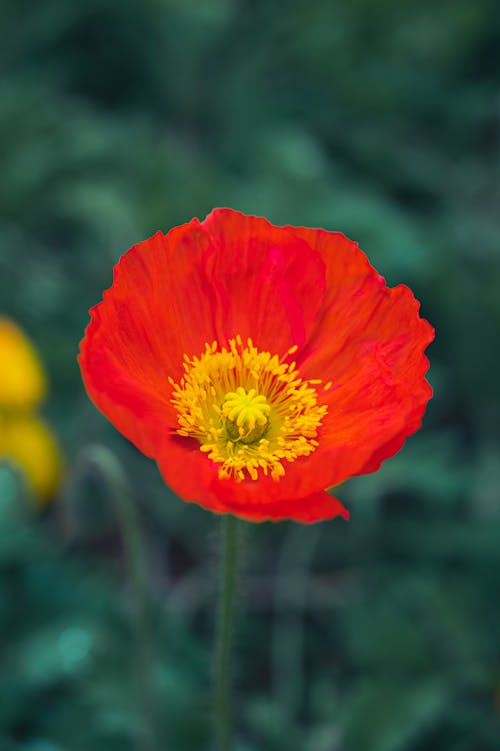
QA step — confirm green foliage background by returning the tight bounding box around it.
[1,1,499,749]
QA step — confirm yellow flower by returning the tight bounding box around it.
[0,318,47,411]
[0,414,63,507]
[0,317,62,506]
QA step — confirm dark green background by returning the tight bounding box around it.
[1,1,499,749]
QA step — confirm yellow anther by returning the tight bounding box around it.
[170,337,327,482]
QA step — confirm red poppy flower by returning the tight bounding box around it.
[79,209,434,523]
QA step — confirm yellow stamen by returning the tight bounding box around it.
[170,337,328,482]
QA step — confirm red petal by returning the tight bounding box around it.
[285,225,434,483]
[79,221,217,456]
[157,434,348,522]
[219,492,349,524]
[200,209,326,353]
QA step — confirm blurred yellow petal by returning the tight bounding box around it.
[0,318,47,410]
[0,414,63,507]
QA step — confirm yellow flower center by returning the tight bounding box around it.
[169,336,327,482]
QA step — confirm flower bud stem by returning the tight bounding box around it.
[71,446,157,751]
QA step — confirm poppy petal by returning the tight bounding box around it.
[157,433,348,523]
[220,491,349,524]
[285,225,434,483]
[79,221,218,456]
[200,209,326,353]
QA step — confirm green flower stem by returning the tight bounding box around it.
[214,514,240,751]
[74,446,157,751]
